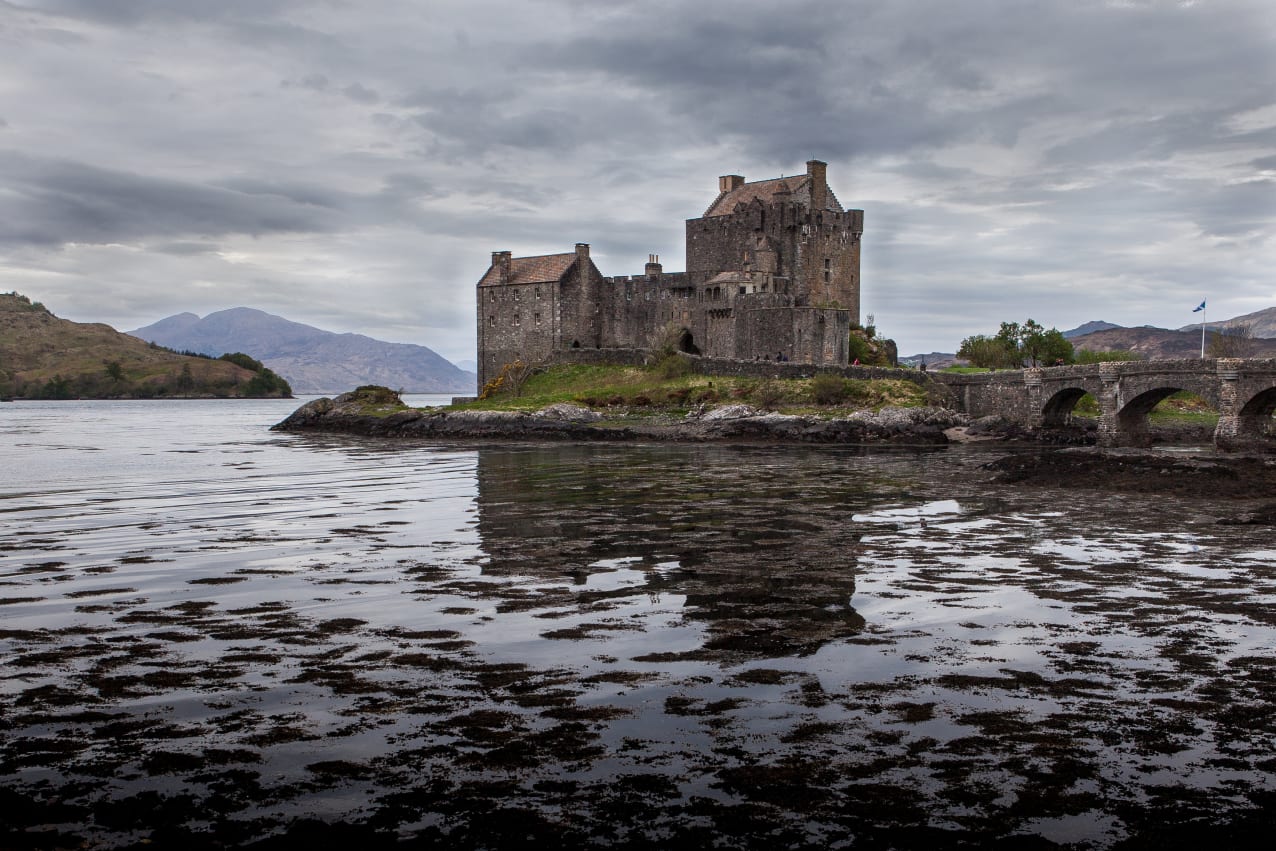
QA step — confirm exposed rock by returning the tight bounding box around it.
[985,448,1276,499]
[533,403,602,422]
[701,404,761,421]
[1217,502,1276,525]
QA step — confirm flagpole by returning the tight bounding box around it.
[1200,304,1205,359]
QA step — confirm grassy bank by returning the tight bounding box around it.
[452,362,930,417]
[1070,390,1220,427]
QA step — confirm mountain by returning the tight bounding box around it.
[1070,326,1276,359]
[130,307,476,395]
[0,293,289,399]
[899,352,961,369]
[1062,320,1123,338]
[1177,306,1276,338]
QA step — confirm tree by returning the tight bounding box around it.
[175,363,195,394]
[957,334,1017,368]
[1024,327,1073,367]
[103,360,125,383]
[1207,323,1257,359]
[963,319,1073,368]
[219,352,264,371]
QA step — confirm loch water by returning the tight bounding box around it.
[2,399,1274,848]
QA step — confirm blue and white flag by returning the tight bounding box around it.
[1193,300,1206,312]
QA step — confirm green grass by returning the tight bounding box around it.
[449,363,929,416]
[1072,391,1219,426]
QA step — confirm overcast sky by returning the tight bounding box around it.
[2,0,1273,361]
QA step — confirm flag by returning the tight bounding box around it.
[1193,300,1206,312]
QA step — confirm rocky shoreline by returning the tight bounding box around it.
[271,390,970,445]
[272,389,1276,508]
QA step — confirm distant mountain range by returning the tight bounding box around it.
[129,308,475,395]
[903,307,1276,365]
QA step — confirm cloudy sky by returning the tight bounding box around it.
[2,0,1273,362]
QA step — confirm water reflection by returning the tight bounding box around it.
[473,445,884,658]
[3,409,1274,849]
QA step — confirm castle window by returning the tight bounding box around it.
[738,286,746,295]
[823,258,831,283]
[488,316,495,327]
[535,287,541,299]
[513,314,520,327]
[514,289,520,302]
[534,312,542,326]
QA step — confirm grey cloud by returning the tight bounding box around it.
[0,153,340,246]
[283,76,380,104]
[342,82,379,104]
[3,0,1273,359]
[148,241,221,255]
[298,74,330,91]
[528,0,1275,165]
[29,0,309,26]
[214,176,349,210]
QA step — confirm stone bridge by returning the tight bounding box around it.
[936,358,1276,450]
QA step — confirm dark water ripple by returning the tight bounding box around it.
[1,400,1274,848]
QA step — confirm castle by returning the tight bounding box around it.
[476,160,864,386]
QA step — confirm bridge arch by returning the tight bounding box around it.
[1041,387,1091,427]
[1232,387,1276,442]
[1110,386,1198,447]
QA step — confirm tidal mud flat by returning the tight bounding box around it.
[3,408,1276,848]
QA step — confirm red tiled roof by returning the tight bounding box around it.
[479,253,576,286]
[703,175,844,217]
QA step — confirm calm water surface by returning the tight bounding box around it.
[1,399,1274,848]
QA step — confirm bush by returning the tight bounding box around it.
[751,381,783,410]
[349,385,401,405]
[652,353,691,379]
[1074,349,1144,364]
[810,372,849,405]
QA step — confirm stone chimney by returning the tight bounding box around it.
[575,243,590,266]
[645,254,662,277]
[491,250,512,283]
[806,160,827,211]
[719,174,744,193]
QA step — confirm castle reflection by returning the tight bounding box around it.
[471,443,875,659]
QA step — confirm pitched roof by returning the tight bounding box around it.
[479,253,576,286]
[702,175,845,218]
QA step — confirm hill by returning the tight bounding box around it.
[0,293,290,399]
[1177,306,1276,338]
[1070,326,1276,359]
[1062,320,1123,338]
[129,308,475,395]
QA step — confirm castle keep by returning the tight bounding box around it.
[477,160,864,386]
